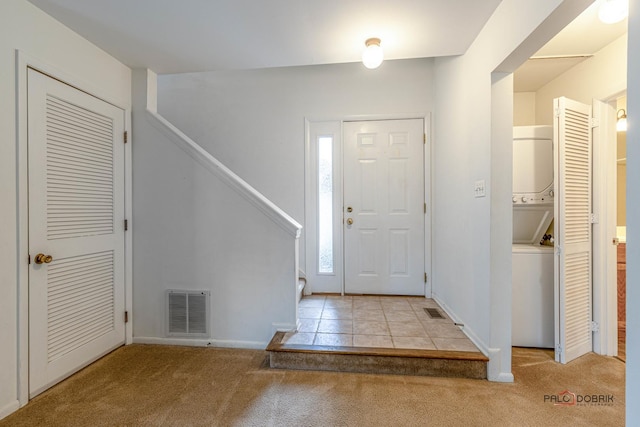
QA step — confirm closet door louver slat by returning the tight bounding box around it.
[46,95,114,240]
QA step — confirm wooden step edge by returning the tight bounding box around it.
[267,331,489,362]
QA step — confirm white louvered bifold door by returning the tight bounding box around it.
[553,97,593,364]
[28,69,125,397]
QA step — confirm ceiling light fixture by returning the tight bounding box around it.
[362,38,383,69]
[598,0,628,24]
[617,109,627,132]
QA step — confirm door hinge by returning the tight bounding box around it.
[591,321,599,332]
[424,273,428,283]
[556,345,563,355]
[590,213,598,224]
[124,130,128,144]
[554,107,561,118]
[28,254,31,265]
[124,219,129,231]
[124,311,129,323]
[590,117,600,128]
[423,133,426,144]
[424,203,427,213]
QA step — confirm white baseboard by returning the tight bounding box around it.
[491,371,515,383]
[433,295,514,383]
[133,336,267,350]
[432,295,490,355]
[0,400,20,421]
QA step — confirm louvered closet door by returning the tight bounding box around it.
[28,69,125,397]
[553,97,593,364]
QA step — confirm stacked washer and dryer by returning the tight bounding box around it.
[512,126,555,348]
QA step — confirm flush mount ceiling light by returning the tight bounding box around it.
[362,38,383,69]
[598,0,628,24]
[617,109,627,132]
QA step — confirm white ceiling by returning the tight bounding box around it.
[26,0,501,74]
[514,0,627,92]
[26,0,627,86]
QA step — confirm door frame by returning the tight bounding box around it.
[15,50,133,405]
[304,113,432,296]
[592,93,625,357]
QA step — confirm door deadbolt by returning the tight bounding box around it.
[34,253,53,264]
[346,206,353,213]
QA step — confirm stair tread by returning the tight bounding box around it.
[267,331,489,362]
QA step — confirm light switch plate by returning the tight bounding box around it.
[474,180,486,198]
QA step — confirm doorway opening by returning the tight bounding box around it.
[512,1,627,361]
[16,52,133,406]
[305,116,431,297]
[615,94,627,361]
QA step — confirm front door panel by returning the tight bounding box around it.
[343,119,425,295]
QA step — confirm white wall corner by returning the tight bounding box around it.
[489,71,514,383]
[626,0,640,422]
[487,348,515,383]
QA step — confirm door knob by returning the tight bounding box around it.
[34,253,53,264]
[346,218,354,225]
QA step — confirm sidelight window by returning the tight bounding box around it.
[318,136,333,274]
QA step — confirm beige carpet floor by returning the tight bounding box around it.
[0,345,624,426]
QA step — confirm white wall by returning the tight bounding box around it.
[157,59,435,270]
[514,92,537,125]
[432,0,592,381]
[535,34,627,124]
[626,0,639,422]
[132,70,299,347]
[0,0,131,419]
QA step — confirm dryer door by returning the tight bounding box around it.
[513,205,553,245]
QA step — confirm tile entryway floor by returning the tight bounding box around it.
[283,295,480,352]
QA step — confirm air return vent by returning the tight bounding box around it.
[424,307,445,319]
[166,290,210,337]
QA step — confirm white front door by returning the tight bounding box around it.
[28,68,126,397]
[553,96,593,364]
[343,119,425,295]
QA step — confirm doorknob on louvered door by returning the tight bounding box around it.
[34,253,53,264]
[346,218,354,225]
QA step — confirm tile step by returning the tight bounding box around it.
[266,331,488,379]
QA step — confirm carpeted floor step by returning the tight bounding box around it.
[266,331,488,379]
